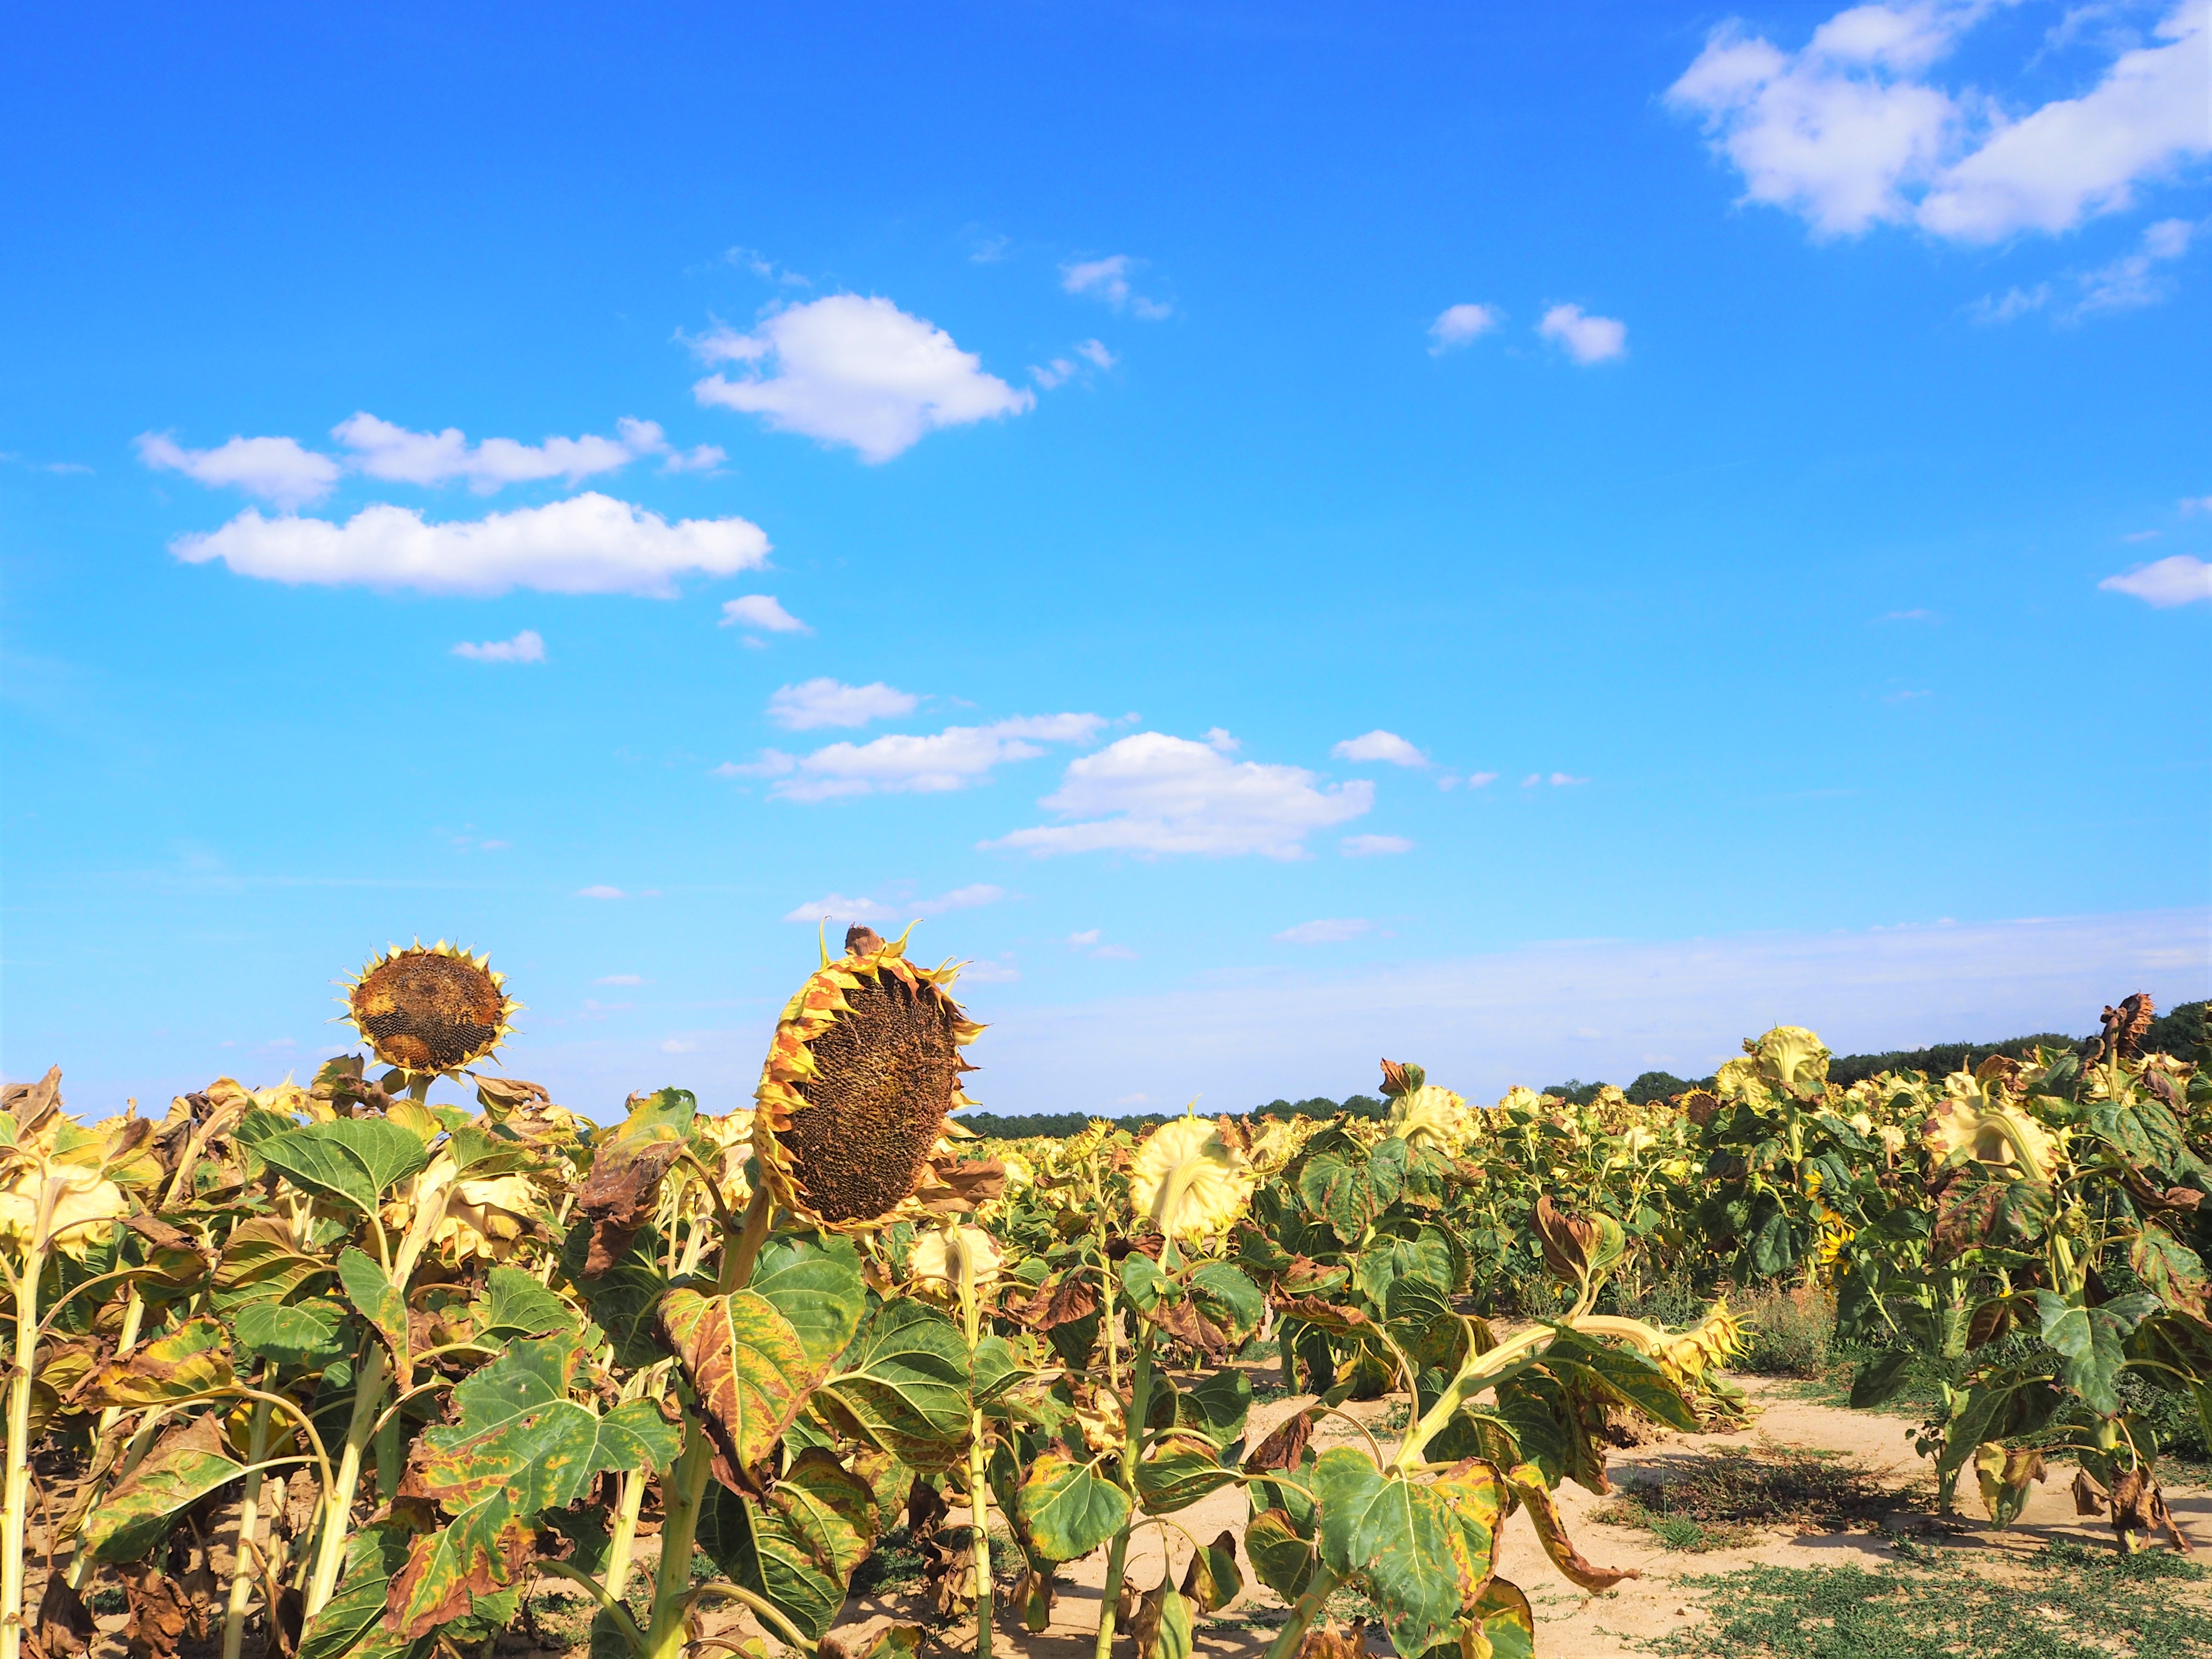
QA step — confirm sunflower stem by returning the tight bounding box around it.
[1091,1320,1157,1659]
[1,1242,48,1659]
[220,1370,276,1659]
[305,1339,388,1616]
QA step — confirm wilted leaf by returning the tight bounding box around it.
[698,1450,880,1641]
[1180,1529,1242,1613]
[1243,1507,1316,1602]
[87,1415,244,1562]
[659,1286,826,1491]
[1137,1433,1237,1515]
[1972,1442,2045,1527]
[297,1525,415,1659]
[2034,1290,2161,1417]
[1503,1463,1635,1589]
[84,1317,233,1409]
[576,1088,694,1274]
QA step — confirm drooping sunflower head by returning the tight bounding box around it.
[1922,1091,2061,1182]
[1129,1113,1256,1243]
[753,926,984,1233]
[1384,1084,1473,1155]
[1749,1025,1832,1100]
[1661,1299,1746,1382]
[907,1222,1004,1302]
[342,941,517,1081]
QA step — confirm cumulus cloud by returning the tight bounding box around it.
[451,629,546,663]
[169,493,769,597]
[1521,772,1589,787]
[1539,304,1628,363]
[691,295,1033,463]
[2100,554,2212,606]
[781,883,1008,923]
[136,433,341,508]
[1060,256,1173,319]
[765,714,1106,802]
[720,595,810,634]
[1341,834,1413,857]
[984,732,1374,859]
[595,974,647,986]
[577,885,626,899]
[1669,0,2212,241]
[1429,304,1504,352]
[1276,918,1372,945]
[766,678,921,731]
[1333,730,1428,767]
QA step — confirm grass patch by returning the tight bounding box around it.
[1592,1442,1923,1551]
[850,1525,927,1597]
[1645,1539,2212,1658]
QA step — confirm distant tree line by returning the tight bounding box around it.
[950,1001,2208,1135]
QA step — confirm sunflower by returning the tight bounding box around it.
[753,926,984,1233]
[1922,1090,2061,1182]
[1129,1115,1256,1243]
[1748,1025,1832,1100]
[0,1157,127,1261]
[342,941,519,1082]
[1661,1300,1746,1381]
[907,1223,1003,1302]
[1383,1084,1473,1155]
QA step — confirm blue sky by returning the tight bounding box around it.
[2,1,2207,1122]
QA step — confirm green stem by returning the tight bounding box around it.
[221,1372,276,1659]
[1,1245,47,1659]
[601,1466,649,1606]
[1092,1322,1157,1659]
[1262,1565,1342,1659]
[305,1340,389,1616]
[638,1430,714,1659]
[957,1231,993,1659]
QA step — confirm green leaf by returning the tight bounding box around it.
[1848,1349,1913,1410]
[1538,1328,1701,1432]
[559,1218,667,1369]
[475,1266,577,1339]
[1308,1447,1486,1657]
[1175,1368,1250,1448]
[1187,1264,1263,1344]
[1154,1585,1193,1659]
[817,1297,973,1469]
[659,1286,827,1485]
[2033,1290,2160,1417]
[298,1524,418,1659]
[1242,1507,1315,1602]
[338,1248,409,1366]
[1018,1450,1130,1564]
[1119,1254,1169,1312]
[1136,1434,1237,1515]
[210,1217,331,1311]
[386,1338,681,1637]
[256,1119,428,1216]
[233,1299,348,1367]
[749,1233,868,1368]
[86,1414,243,1562]
[698,1448,878,1642]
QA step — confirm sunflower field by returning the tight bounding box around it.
[4,930,2208,1659]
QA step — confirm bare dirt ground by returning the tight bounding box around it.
[831,1372,2212,1659]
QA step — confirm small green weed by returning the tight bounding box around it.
[1647,1539,2212,1658]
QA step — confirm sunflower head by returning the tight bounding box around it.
[1661,1299,1746,1381]
[1383,1084,1473,1155]
[342,941,518,1082]
[1748,1025,1831,1100]
[753,926,984,1234]
[1129,1114,1256,1243]
[907,1222,1004,1303]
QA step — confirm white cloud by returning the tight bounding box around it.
[1669,0,2212,242]
[332,412,677,491]
[1065,930,1102,947]
[451,629,546,663]
[2100,554,2212,606]
[692,295,1034,463]
[577,885,626,899]
[1468,771,1500,788]
[1060,256,1173,319]
[720,595,810,634]
[1539,304,1628,363]
[170,493,769,597]
[1093,944,1139,960]
[661,1039,698,1054]
[1341,834,1413,857]
[1429,303,1504,351]
[595,974,647,986]
[2183,496,2212,513]
[781,882,1009,924]
[961,959,1022,983]
[136,433,341,508]
[1076,339,1117,368]
[984,732,1374,859]
[771,714,1105,801]
[1332,730,1428,767]
[1032,338,1119,389]
[1522,772,1589,787]
[1276,918,1372,945]
[1973,216,2201,321]
[767,678,921,731]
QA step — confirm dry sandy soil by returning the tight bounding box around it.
[830,1372,2212,1659]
